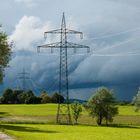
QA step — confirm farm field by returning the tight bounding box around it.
[0,104,140,116]
[1,124,140,140]
[0,104,140,140]
[0,104,140,125]
[0,104,139,125]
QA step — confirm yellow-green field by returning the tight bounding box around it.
[0,104,140,116]
[0,104,140,140]
[1,124,140,140]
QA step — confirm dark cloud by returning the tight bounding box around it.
[1,0,140,100]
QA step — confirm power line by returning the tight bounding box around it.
[90,52,140,57]
[95,36,140,53]
[85,26,140,40]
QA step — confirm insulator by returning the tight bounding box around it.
[51,48,54,53]
[73,48,77,53]
[87,47,90,53]
[44,33,47,39]
[80,33,83,39]
[37,47,40,53]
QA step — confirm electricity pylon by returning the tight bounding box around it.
[38,13,90,124]
[17,68,30,91]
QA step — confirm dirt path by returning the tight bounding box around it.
[0,132,14,140]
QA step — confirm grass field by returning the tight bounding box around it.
[0,104,140,140]
[0,104,140,116]
[1,124,140,140]
[0,104,139,125]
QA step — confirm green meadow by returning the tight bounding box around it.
[1,124,140,140]
[0,104,140,140]
[0,104,140,116]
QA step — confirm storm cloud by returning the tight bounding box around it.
[1,0,140,100]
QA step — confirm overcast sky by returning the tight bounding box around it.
[1,0,140,100]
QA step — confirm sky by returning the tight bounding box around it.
[1,0,140,100]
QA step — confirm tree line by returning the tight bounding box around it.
[1,86,140,126]
[0,89,64,104]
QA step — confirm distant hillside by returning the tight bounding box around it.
[69,99,87,103]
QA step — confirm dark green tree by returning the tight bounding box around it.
[1,89,41,104]
[51,93,64,103]
[13,90,23,104]
[86,87,118,125]
[17,90,35,104]
[71,101,82,124]
[2,88,13,103]
[0,25,11,82]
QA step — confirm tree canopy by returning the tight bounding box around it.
[0,25,11,82]
[86,87,118,125]
[51,92,64,103]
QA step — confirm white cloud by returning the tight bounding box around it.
[9,16,51,51]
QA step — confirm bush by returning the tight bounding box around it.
[71,101,82,124]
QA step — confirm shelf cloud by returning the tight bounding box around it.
[1,0,140,100]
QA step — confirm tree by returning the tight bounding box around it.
[2,88,14,103]
[13,90,23,104]
[71,101,82,124]
[132,87,140,112]
[40,91,51,103]
[86,87,118,125]
[0,25,11,82]
[29,96,41,104]
[1,89,41,104]
[51,93,64,103]
[17,90,35,104]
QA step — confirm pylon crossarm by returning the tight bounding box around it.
[66,29,83,34]
[44,29,61,38]
[37,42,61,53]
[18,72,29,75]
[18,77,30,79]
[67,42,89,48]
[44,29,83,38]
[38,42,60,48]
[66,29,83,39]
[66,42,90,53]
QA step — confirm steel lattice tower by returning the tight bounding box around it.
[38,13,90,124]
[17,69,30,91]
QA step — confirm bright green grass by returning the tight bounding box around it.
[118,105,140,116]
[0,104,139,116]
[0,104,57,116]
[1,124,140,140]
[0,104,140,140]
